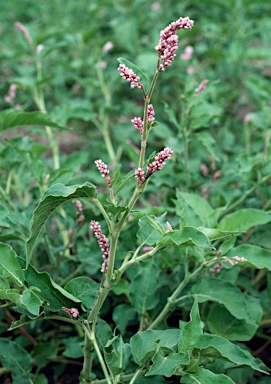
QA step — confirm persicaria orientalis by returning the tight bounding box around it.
[90,220,110,273]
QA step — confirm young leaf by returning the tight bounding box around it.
[137,216,163,245]
[130,329,181,365]
[158,227,211,249]
[26,182,96,267]
[0,243,24,287]
[179,300,203,355]
[218,209,271,232]
[104,336,131,375]
[21,288,43,316]
[177,191,214,226]
[0,109,68,133]
[24,264,81,311]
[64,277,99,310]
[193,334,269,373]
[0,339,33,384]
[181,368,236,384]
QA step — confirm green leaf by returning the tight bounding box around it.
[179,300,203,354]
[24,264,81,311]
[21,288,43,316]
[137,216,163,245]
[129,259,160,314]
[206,295,262,341]
[158,227,211,249]
[26,182,96,267]
[104,336,131,375]
[130,329,181,365]
[193,334,269,373]
[0,109,68,133]
[0,243,24,286]
[64,277,99,310]
[178,192,214,226]
[191,279,256,324]
[218,209,271,232]
[226,244,271,271]
[146,350,189,377]
[0,204,15,227]
[117,57,149,90]
[113,304,136,335]
[0,339,32,384]
[198,227,239,241]
[181,368,236,384]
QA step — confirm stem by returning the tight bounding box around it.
[148,263,204,329]
[129,369,144,384]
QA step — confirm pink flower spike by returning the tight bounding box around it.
[146,147,173,178]
[131,117,143,134]
[147,104,155,122]
[194,79,208,96]
[94,159,111,186]
[118,64,144,90]
[135,168,145,183]
[62,307,79,318]
[156,16,194,71]
[166,221,173,231]
[15,22,33,45]
[90,221,110,273]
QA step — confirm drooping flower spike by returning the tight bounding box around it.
[118,64,144,90]
[94,159,111,186]
[90,221,110,273]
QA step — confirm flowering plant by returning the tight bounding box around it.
[0,14,270,384]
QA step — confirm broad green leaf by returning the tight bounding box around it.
[64,277,99,310]
[194,334,269,373]
[178,192,214,226]
[0,339,32,384]
[0,243,24,286]
[226,244,271,271]
[24,264,81,311]
[0,109,68,133]
[26,182,96,266]
[117,57,149,90]
[179,300,203,354]
[158,227,211,249]
[105,201,127,216]
[196,131,220,161]
[129,260,160,314]
[0,204,15,227]
[146,350,189,377]
[218,209,271,232]
[206,295,262,341]
[137,216,162,245]
[130,329,181,365]
[181,368,235,384]
[112,304,136,335]
[191,279,255,324]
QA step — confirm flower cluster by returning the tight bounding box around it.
[73,199,85,225]
[94,159,111,186]
[90,220,110,273]
[62,307,79,318]
[118,64,144,90]
[15,21,33,45]
[194,79,208,96]
[210,262,223,277]
[180,45,194,61]
[131,104,155,135]
[135,147,173,182]
[4,84,17,105]
[156,16,194,71]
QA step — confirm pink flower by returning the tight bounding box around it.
[135,168,145,182]
[180,45,193,61]
[102,41,114,53]
[118,64,144,90]
[94,159,111,186]
[131,117,143,134]
[166,221,173,231]
[15,22,33,45]
[62,307,79,318]
[4,84,17,104]
[156,16,194,71]
[147,104,155,122]
[146,147,173,178]
[90,221,110,273]
[194,79,208,96]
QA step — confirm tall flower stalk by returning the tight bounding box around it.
[82,16,194,382]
